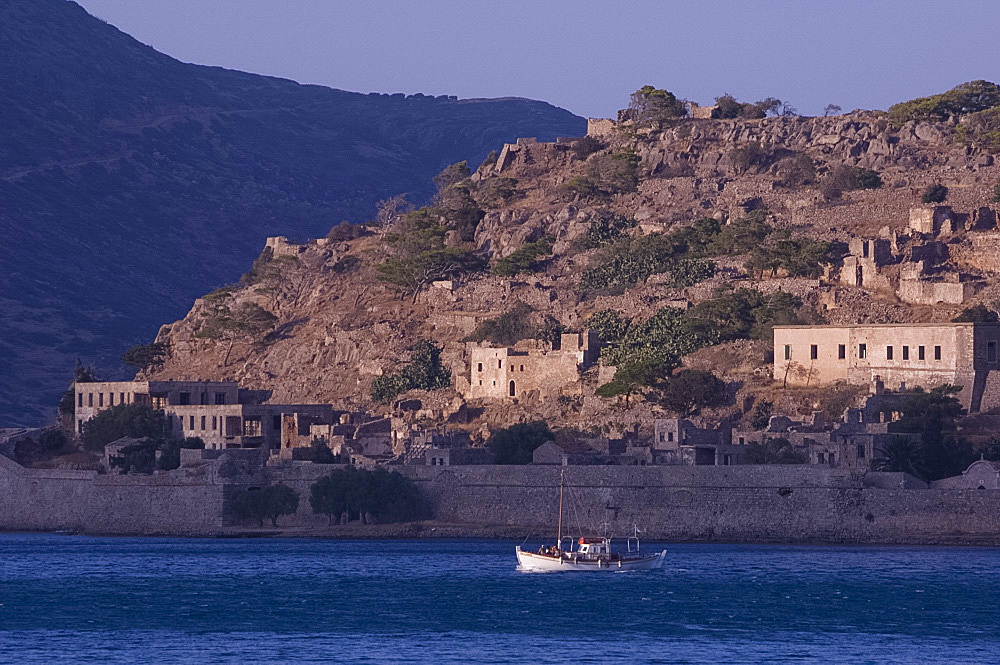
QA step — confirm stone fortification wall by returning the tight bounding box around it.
[7,455,1000,543]
[0,455,223,535]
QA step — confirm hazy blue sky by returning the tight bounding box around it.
[78,0,1000,118]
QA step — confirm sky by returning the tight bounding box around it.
[77,0,1000,119]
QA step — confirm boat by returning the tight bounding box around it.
[515,470,666,572]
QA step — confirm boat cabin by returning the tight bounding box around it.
[576,537,610,555]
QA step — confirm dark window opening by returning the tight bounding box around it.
[784,345,791,360]
[810,344,818,360]
[838,344,846,359]
[508,380,516,397]
[477,363,483,372]
[179,392,191,405]
[886,346,893,360]
[78,393,83,408]
[902,346,909,360]
[201,416,206,430]
[273,415,281,430]
[859,344,867,359]
[857,443,866,459]
[215,393,226,405]
[189,416,195,430]
[935,346,942,360]
[200,392,209,405]
[918,346,925,360]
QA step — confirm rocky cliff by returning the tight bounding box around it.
[148,108,1000,439]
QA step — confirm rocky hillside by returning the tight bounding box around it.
[150,99,1000,440]
[0,0,585,427]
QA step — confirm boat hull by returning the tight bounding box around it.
[516,547,665,572]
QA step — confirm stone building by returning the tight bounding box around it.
[467,331,600,401]
[840,238,893,290]
[652,418,742,466]
[773,322,1000,411]
[74,380,333,450]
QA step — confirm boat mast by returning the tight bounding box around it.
[556,468,564,549]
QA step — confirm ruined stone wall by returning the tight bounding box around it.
[586,118,615,137]
[897,278,978,305]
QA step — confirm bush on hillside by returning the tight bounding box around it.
[370,340,450,403]
[922,183,948,203]
[887,80,1000,127]
[81,403,167,452]
[659,369,727,416]
[491,237,552,277]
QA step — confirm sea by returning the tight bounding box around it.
[1,533,998,664]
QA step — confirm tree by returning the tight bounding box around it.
[491,238,552,277]
[586,150,640,194]
[81,403,166,452]
[922,184,948,203]
[596,354,673,405]
[750,400,773,430]
[628,86,687,124]
[953,304,999,323]
[886,385,974,481]
[309,467,425,524]
[823,104,842,117]
[744,438,808,464]
[875,436,926,477]
[109,440,158,475]
[373,194,410,239]
[370,340,451,404]
[433,161,471,190]
[196,301,278,366]
[487,421,554,465]
[660,369,727,416]
[232,484,300,527]
[121,342,168,373]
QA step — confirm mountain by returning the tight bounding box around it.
[0,0,586,426]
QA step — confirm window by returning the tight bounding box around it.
[886,346,893,360]
[189,416,195,430]
[212,416,217,430]
[738,436,746,445]
[498,360,502,369]
[98,393,104,407]
[817,452,825,463]
[120,392,125,404]
[477,363,483,372]
[200,392,209,405]
[508,380,516,397]
[989,341,998,363]
[918,346,925,360]
[179,392,191,405]
[667,432,674,442]
[88,393,93,407]
[78,393,83,408]
[810,345,818,360]
[784,345,791,360]
[273,415,281,430]
[902,346,909,360]
[859,344,867,359]
[659,432,664,442]
[857,443,866,459]
[201,416,206,430]
[934,345,941,360]
[838,344,846,359]
[215,393,226,405]
[77,419,83,433]
[520,365,524,371]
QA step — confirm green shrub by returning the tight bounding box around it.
[730,141,771,174]
[478,150,499,171]
[628,86,687,124]
[121,342,168,373]
[922,183,948,203]
[888,80,1000,127]
[465,302,537,347]
[744,236,837,278]
[562,176,601,198]
[475,176,519,208]
[487,421,554,464]
[712,94,782,119]
[585,310,632,344]
[491,238,552,277]
[685,287,801,342]
[660,369,726,416]
[332,255,361,274]
[820,165,882,199]
[370,340,451,403]
[744,438,808,464]
[573,136,605,158]
[667,258,716,287]
[327,221,368,241]
[81,404,167,452]
[583,211,637,248]
[586,150,640,194]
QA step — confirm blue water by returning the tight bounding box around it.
[1,534,999,663]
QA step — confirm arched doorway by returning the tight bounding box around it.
[509,380,516,397]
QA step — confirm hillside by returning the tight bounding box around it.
[0,0,585,426]
[147,92,1000,441]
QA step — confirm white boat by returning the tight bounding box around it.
[515,471,666,572]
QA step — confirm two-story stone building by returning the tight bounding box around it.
[74,380,333,449]
[773,322,1000,412]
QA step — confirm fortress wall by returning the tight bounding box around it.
[0,455,223,535]
[5,456,1000,543]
